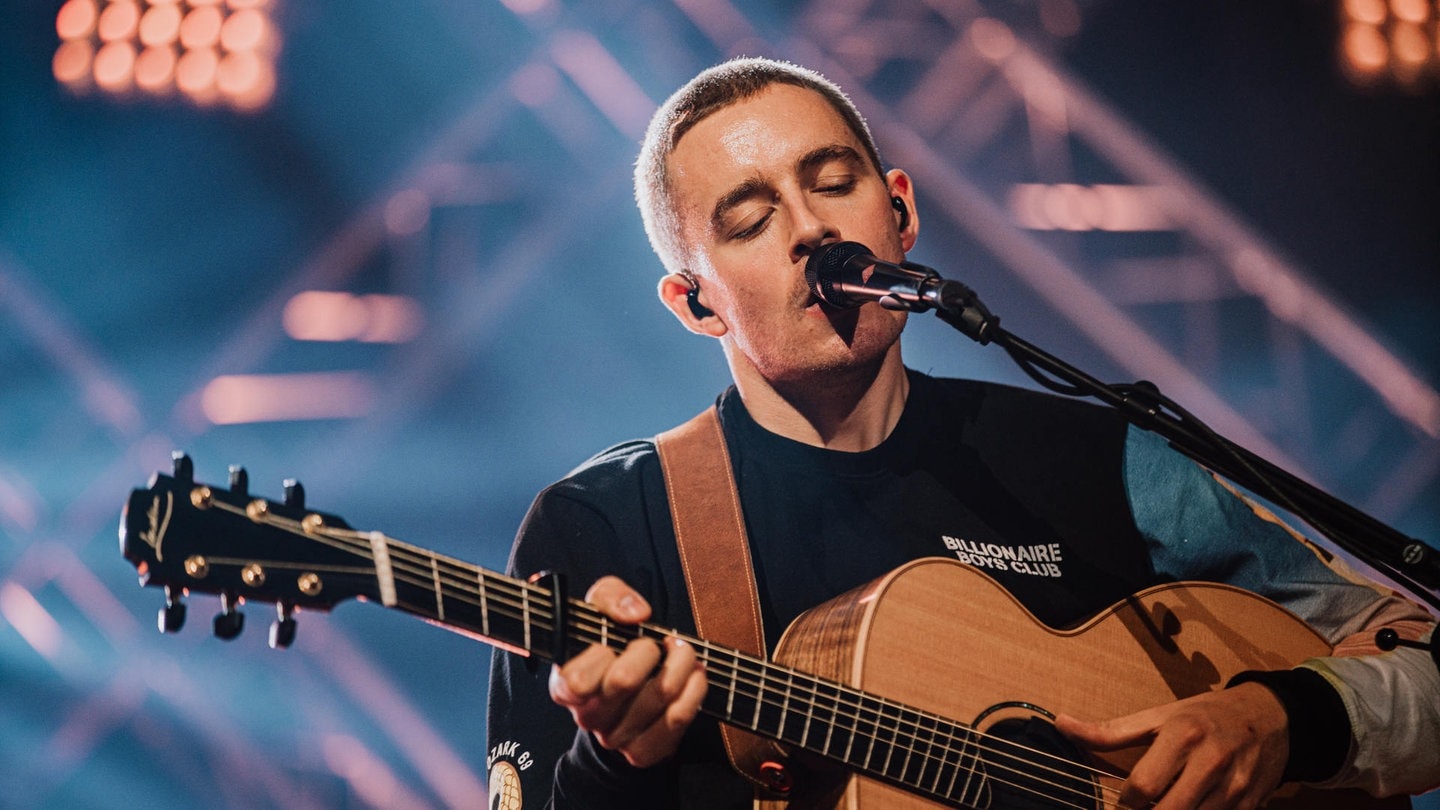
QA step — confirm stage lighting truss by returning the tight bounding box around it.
[53,0,281,111]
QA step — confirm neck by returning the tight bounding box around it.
[729,343,909,452]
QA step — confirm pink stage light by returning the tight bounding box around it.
[200,372,375,425]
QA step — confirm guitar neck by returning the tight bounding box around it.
[375,537,988,806]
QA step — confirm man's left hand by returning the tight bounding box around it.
[1055,682,1290,809]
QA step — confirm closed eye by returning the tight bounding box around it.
[814,175,857,196]
[729,208,772,241]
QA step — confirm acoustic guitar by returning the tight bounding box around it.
[119,457,1405,808]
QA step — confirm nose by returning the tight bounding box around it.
[787,197,838,265]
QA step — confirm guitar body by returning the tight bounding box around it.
[765,558,1406,809]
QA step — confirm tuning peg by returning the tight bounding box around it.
[172,452,194,483]
[158,585,187,633]
[269,603,297,649]
[229,465,248,495]
[283,479,305,509]
[213,591,245,640]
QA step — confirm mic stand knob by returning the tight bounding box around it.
[1375,628,1440,675]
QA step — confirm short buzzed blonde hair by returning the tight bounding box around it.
[633,57,885,275]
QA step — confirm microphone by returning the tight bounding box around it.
[804,241,936,310]
[804,241,999,343]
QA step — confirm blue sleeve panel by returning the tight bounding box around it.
[1122,424,1388,642]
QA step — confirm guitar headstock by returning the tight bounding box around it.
[120,452,380,648]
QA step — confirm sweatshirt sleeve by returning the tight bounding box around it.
[1123,425,1440,796]
[485,482,682,808]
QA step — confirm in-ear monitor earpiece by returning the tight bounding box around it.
[891,195,910,232]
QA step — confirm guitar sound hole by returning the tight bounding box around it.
[981,716,1100,810]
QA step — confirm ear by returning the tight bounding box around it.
[886,168,919,252]
[658,273,726,337]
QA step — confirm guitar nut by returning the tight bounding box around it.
[241,563,266,587]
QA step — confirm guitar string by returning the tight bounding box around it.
[200,500,1118,808]
[360,527,1124,809]
[317,518,1116,809]
[270,515,1112,808]
[340,522,1118,806]
[566,607,1111,810]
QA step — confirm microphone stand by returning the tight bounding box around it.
[898,261,1440,646]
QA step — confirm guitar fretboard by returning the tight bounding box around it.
[368,538,1100,808]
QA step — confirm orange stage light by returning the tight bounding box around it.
[1340,0,1439,87]
[53,0,281,110]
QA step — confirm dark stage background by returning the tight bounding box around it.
[1,0,1437,807]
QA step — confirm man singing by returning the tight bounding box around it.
[487,57,1440,808]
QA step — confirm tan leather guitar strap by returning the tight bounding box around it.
[654,406,779,795]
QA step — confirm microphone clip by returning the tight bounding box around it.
[875,261,943,313]
[900,258,1000,344]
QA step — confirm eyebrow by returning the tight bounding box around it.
[710,177,770,234]
[797,144,864,176]
[708,144,867,233]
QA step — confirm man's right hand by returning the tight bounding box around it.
[548,575,709,768]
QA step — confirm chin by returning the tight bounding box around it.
[848,308,907,356]
[798,330,903,381]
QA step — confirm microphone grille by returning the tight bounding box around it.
[805,241,872,308]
